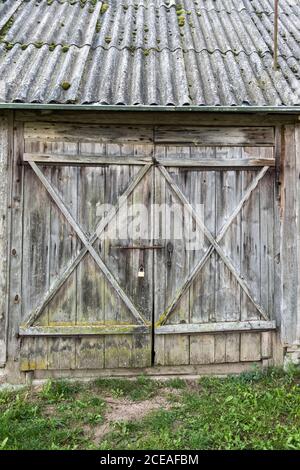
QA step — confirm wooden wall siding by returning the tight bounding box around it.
[20,335,151,371]
[19,330,265,373]
[155,127,274,146]
[281,124,300,346]
[24,123,154,145]
[23,123,274,150]
[7,120,280,371]
[15,111,299,127]
[0,114,9,366]
[20,332,272,371]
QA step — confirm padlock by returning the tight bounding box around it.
[138,265,145,278]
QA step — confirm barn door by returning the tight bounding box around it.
[20,157,155,370]
[18,124,277,372]
[153,145,277,367]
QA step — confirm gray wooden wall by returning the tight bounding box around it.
[0,112,10,366]
[281,123,300,348]
[0,110,300,377]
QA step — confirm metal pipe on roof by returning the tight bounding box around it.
[273,0,279,70]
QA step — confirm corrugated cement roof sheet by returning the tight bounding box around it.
[0,0,299,107]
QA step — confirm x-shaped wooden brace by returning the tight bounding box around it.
[24,162,153,328]
[157,165,270,325]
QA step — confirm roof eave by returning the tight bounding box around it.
[0,103,300,114]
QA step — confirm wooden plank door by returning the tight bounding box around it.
[20,158,154,370]
[153,146,277,367]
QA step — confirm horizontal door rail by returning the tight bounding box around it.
[19,321,276,337]
[155,321,277,335]
[23,153,275,168]
[156,158,275,167]
[23,153,153,165]
[19,325,150,337]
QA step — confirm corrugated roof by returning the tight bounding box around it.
[0,0,299,107]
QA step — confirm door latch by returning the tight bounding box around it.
[167,242,173,267]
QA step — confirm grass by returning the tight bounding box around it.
[0,367,300,450]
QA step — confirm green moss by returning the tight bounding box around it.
[178,16,185,27]
[100,2,109,14]
[61,81,71,91]
[62,45,70,53]
[4,42,13,51]
[104,36,111,44]
[95,20,101,33]
[0,16,14,43]
[34,41,44,49]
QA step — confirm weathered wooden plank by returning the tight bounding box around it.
[77,144,106,324]
[261,331,273,359]
[103,161,137,326]
[162,335,190,366]
[125,150,154,325]
[240,159,263,321]
[281,125,300,345]
[22,162,51,326]
[163,151,191,326]
[240,332,262,361]
[7,121,24,362]
[215,150,242,322]
[20,337,48,371]
[155,127,274,146]
[0,114,9,365]
[75,337,105,369]
[19,325,150,336]
[155,321,276,335]
[259,159,275,319]
[131,334,152,368]
[156,158,275,167]
[225,333,240,363]
[296,125,300,344]
[24,122,154,144]
[104,335,133,369]
[190,169,216,323]
[23,153,153,165]
[153,154,167,325]
[190,334,215,364]
[154,335,165,366]
[15,110,299,126]
[214,335,226,363]
[48,337,76,370]
[47,144,78,325]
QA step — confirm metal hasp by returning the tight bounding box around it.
[166,242,174,267]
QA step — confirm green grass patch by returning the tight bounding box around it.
[0,368,300,450]
[94,375,161,401]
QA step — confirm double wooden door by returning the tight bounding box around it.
[19,153,276,370]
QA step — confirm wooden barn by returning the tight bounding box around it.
[0,0,300,383]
